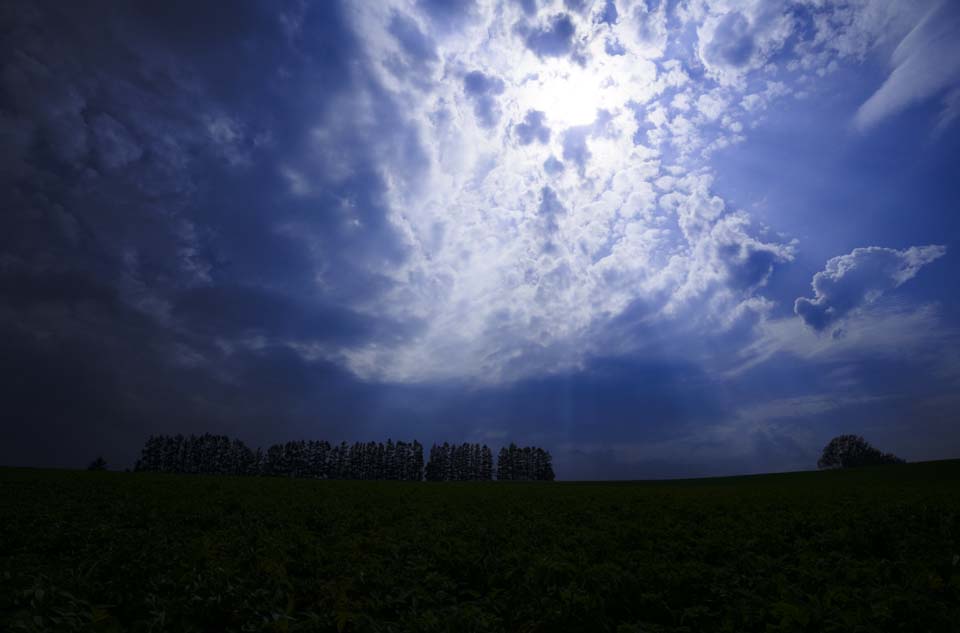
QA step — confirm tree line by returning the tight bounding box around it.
[424,443,494,481]
[134,434,554,481]
[496,444,555,481]
[817,435,904,469]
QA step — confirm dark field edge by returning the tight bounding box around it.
[2,457,958,486]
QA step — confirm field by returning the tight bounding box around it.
[2,462,959,632]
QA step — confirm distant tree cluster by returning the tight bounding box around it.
[135,434,424,480]
[260,440,425,480]
[817,435,905,469]
[135,434,256,475]
[424,443,494,481]
[86,456,107,471]
[133,434,555,481]
[496,443,555,481]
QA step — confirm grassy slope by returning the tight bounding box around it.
[1,461,959,632]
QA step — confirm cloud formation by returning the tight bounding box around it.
[856,1,960,131]
[464,70,506,128]
[515,110,551,145]
[518,13,578,60]
[795,246,946,331]
[2,0,958,476]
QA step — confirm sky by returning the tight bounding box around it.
[1,0,959,479]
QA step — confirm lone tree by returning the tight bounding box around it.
[817,435,904,469]
[87,456,108,471]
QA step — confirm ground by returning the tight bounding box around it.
[2,461,959,632]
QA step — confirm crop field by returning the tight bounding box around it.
[2,461,959,632]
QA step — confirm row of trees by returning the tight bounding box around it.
[497,444,555,481]
[136,434,256,476]
[425,443,494,481]
[259,439,426,481]
[134,434,554,481]
[135,434,425,480]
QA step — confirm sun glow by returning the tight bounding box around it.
[520,65,613,127]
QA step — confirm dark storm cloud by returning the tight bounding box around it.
[514,110,551,144]
[0,266,119,311]
[171,284,420,345]
[464,70,506,128]
[0,302,383,470]
[0,0,430,468]
[794,246,946,332]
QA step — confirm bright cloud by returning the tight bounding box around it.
[318,0,952,384]
[794,245,946,332]
[3,0,959,475]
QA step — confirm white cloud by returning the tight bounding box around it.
[934,87,960,135]
[285,0,954,384]
[696,93,727,121]
[794,245,946,331]
[855,1,960,131]
[695,0,796,86]
[734,303,959,380]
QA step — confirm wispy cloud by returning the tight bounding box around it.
[855,1,960,131]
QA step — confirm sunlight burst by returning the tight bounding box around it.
[521,65,614,127]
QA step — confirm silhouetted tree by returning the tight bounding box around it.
[425,442,493,481]
[496,446,510,480]
[496,444,555,480]
[425,444,441,481]
[87,456,107,471]
[480,445,494,480]
[411,441,424,481]
[817,435,905,469]
[533,448,555,481]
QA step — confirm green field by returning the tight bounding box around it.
[2,462,959,632]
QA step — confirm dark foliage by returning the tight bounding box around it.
[133,434,424,481]
[2,462,959,631]
[85,457,107,471]
[496,443,555,481]
[424,442,494,481]
[134,434,552,483]
[817,434,905,469]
